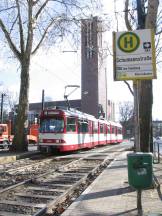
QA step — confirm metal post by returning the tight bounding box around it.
[134,81,140,152]
[105,68,108,120]
[0,93,5,123]
[137,189,143,215]
[41,89,45,111]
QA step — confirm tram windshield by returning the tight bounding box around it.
[39,118,64,133]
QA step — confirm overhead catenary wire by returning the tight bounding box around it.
[32,57,80,85]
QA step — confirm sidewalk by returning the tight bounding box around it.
[62,151,162,216]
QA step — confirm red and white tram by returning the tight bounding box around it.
[38,108,123,152]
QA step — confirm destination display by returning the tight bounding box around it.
[113,29,156,81]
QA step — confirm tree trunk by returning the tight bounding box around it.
[139,0,159,152]
[139,80,152,152]
[11,57,30,152]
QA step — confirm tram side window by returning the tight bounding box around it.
[112,126,115,134]
[66,117,76,132]
[82,121,89,133]
[104,125,107,134]
[78,120,89,133]
[118,128,122,134]
[115,126,117,135]
[100,124,104,133]
[93,122,98,133]
[107,126,110,134]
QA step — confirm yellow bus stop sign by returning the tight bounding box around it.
[113,29,156,81]
[118,32,140,53]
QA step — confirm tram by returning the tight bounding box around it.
[38,107,123,152]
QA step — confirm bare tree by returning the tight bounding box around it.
[0,0,101,152]
[119,101,134,138]
[119,101,134,123]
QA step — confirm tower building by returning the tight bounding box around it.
[81,16,107,118]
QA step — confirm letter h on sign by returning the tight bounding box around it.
[124,36,133,49]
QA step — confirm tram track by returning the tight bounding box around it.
[0,144,127,216]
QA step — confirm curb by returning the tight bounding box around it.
[0,151,40,164]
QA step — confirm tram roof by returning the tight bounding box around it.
[42,107,121,126]
[62,108,96,120]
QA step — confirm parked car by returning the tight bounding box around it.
[130,137,134,141]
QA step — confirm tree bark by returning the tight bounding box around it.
[11,56,30,152]
[139,0,159,152]
[139,80,152,152]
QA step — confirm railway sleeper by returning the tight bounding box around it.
[62,170,88,174]
[15,193,56,201]
[59,174,83,180]
[0,200,45,215]
[27,186,65,193]
[42,179,76,185]
[62,173,86,177]
[35,183,72,189]
[0,200,46,208]
[85,156,107,160]
[21,187,63,197]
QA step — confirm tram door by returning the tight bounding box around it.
[93,121,99,147]
[78,119,89,148]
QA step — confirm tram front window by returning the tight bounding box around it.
[40,118,64,133]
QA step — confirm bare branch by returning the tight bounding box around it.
[35,0,49,20]
[26,0,34,56]
[32,0,40,6]
[156,29,162,35]
[32,17,62,54]
[157,60,162,64]
[155,33,161,49]
[114,0,118,31]
[0,5,17,13]
[0,18,21,60]
[124,81,134,96]
[119,101,134,123]
[9,15,18,34]
[16,0,25,54]
[124,0,132,31]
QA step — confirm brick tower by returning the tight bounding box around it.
[81,16,107,118]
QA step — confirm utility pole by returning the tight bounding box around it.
[105,68,108,120]
[41,89,45,111]
[0,93,6,123]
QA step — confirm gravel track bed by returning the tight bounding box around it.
[0,144,127,215]
[0,158,74,189]
[0,156,112,215]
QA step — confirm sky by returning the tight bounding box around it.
[0,0,162,121]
